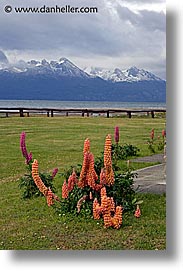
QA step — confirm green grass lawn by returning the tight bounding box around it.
[0,116,166,250]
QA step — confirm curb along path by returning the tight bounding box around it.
[132,154,166,194]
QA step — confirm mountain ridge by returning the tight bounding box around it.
[84,66,163,82]
[0,51,166,102]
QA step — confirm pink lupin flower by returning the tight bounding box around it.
[114,126,120,144]
[20,132,32,164]
[162,129,166,138]
[150,128,154,140]
[52,168,58,179]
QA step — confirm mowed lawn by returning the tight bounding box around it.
[0,115,166,250]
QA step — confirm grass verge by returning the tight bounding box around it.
[0,116,166,250]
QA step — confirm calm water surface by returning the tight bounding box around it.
[0,100,166,109]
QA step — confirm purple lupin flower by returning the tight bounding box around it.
[20,132,32,164]
[52,168,58,179]
[114,126,120,144]
[28,152,33,163]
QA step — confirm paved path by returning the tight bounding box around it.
[131,153,164,164]
[132,154,166,194]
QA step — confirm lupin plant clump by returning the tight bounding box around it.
[19,132,58,199]
[58,133,138,229]
[147,127,166,154]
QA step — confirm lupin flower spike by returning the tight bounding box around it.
[134,204,141,218]
[20,131,32,164]
[52,168,58,179]
[150,128,155,140]
[162,129,166,138]
[83,138,90,154]
[114,126,120,144]
[32,159,48,195]
[104,134,114,185]
[32,159,60,206]
[62,180,68,199]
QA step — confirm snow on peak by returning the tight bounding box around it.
[58,57,69,64]
[86,66,162,82]
[0,54,163,82]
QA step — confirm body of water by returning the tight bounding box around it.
[0,100,166,109]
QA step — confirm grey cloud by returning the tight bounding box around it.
[0,0,128,55]
[117,6,166,32]
[138,10,166,32]
[0,0,166,78]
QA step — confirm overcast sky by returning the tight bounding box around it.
[0,0,166,79]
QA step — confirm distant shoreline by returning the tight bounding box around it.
[0,99,166,110]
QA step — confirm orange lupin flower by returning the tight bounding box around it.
[78,152,90,188]
[110,197,115,212]
[62,180,68,199]
[87,153,98,189]
[68,169,78,192]
[32,159,48,195]
[101,195,108,212]
[112,206,123,229]
[116,206,123,223]
[93,198,101,220]
[106,169,115,186]
[134,204,141,218]
[100,168,106,186]
[32,159,60,206]
[79,138,99,189]
[68,175,74,192]
[100,187,108,213]
[104,134,114,185]
[90,153,98,181]
[103,211,112,228]
[93,185,122,229]
[103,198,113,228]
[46,187,54,207]
[104,134,112,167]
[78,138,91,188]
[71,169,78,184]
[100,186,107,197]
[83,138,90,154]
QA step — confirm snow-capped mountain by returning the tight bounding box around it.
[0,50,163,82]
[0,56,90,79]
[85,66,163,82]
[0,50,166,102]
